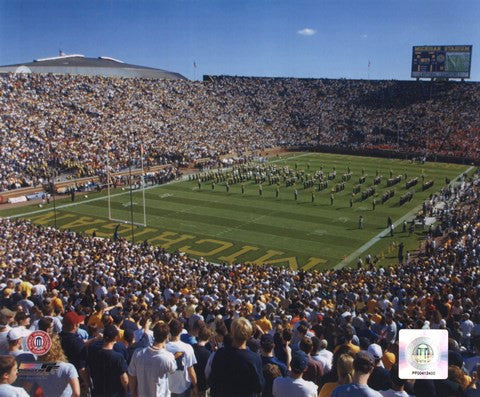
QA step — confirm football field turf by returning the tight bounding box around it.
[2,153,471,271]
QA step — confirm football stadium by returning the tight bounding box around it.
[0,2,480,396]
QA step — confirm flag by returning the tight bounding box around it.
[59,50,66,56]
[140,144,144,156]
[368,60,371,68]
[193,61,197,68]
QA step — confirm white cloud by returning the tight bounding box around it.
[297,28,316,36]
[361,33,368,39]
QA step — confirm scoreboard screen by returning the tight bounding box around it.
[411,45,472,79]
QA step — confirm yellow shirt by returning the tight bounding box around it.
[19,281,33,297]
[382,351,396,371]
[256,318,272,333]
[367,299,377,314]
[334,342,360,354]
[51,297,64,312]
[318,382,339,397]
[87,312,103,329]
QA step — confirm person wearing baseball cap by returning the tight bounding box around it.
[59,311,99,391]
[272,351,318,396]
[6,328,35,364]
[60,311,87,370]
[331,351,382,396]
[367,344,392,392]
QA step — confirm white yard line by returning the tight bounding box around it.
[334,165,474,269]
[214,214,269,238]
[269,152,311,163]
[7,177,189,219]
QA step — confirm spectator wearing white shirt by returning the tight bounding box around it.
[166,319,198,396]
[312,338,333,374]
[128,322,177,397]
[0,355,29,397]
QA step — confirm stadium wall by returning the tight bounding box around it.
[290,145,480,166]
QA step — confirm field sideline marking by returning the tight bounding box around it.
[6,179,186,220]
[6,152,310,220]
[334,165,474,270]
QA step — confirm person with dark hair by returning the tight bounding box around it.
[128,322,176,397]
[260,334,287,377]
[274,327,292,368]
[0,355,28,396]
[334,327,360,355]
[193,325,212,397]
[166,319,198,396]
[465,337,480,376]
[299,336,323,387]
[380,364,409,397]
[209,317,265,396]
[86,324,128,397]
[263,363,282,397]
[331,351,382,396]
[272,351,318,396]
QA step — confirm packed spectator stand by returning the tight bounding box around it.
[1,74,480,192]
[1,71,480,395]
[0,168,478,395]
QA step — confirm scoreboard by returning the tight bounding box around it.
[411,45,472,79]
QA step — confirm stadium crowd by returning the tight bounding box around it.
[2,73,480,191]
[0,169,478,396]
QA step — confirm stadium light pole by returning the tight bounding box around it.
[106,143,112,220]
[51,172,57,229]
[140,142,146,227]
[49,145,57,229]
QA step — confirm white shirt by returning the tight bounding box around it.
[460,319,474,337]
[128,346,177,397]
[166,340,197,394]
[313,349,333,374]
[272,376,318,397]
[30,362,78,397]
[381,390,412,397]
[0,384,29,397]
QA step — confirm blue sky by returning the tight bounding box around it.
[1,0,478,81]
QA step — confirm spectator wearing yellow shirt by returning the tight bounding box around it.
[366,298,378,314]
[380,341,397,371]
[50,290,64,314]
[319,353,354,397]
[18,277,33,298]
[256,311,272,333]
[334,328,360,355]
[87,302,107,330]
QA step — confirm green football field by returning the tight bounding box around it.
[1,153,471,271]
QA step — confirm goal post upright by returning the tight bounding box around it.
[106,143,112,220]
[140,143,147,228]
[105,140,147,231]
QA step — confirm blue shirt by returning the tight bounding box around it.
[261,355,288,377]
[331,383,383,397]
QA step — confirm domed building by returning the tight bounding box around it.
[0,53,187,80]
